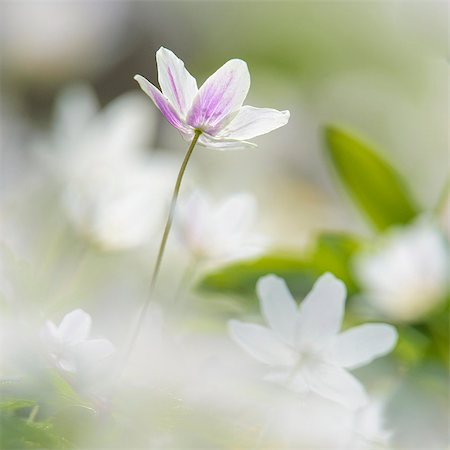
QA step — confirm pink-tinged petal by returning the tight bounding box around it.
[328,324,398,370]
[156,47,198,117]
[228,320,296,367]
[198,132,257,151]
[302,361,368,410]
[58,309,91,345]
[134,75,190,133]
[295,273,346,351]
[218,106,290,140]
[186,59,250,133]
[257,275,298,343]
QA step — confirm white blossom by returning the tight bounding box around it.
[41,84,177,250]
[354,218,449,322]
[175,189,265,261]
[41,309,114,373]
[229,273,397,410]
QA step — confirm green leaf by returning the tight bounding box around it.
[0,399,36,412]
[197,232,361,303]
[0,415,71,449]
[324,126,418,230]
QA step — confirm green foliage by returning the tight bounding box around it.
[197,232,361,303]
[324,126,418,230]
[0,415,68,449]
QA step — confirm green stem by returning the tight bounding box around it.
[27,405,39,423]
[124,130,201,363]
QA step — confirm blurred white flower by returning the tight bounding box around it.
[135,47,290,150]
[41,84,177,250]
[41,309,114,373]
[262,393,391,450]
[175,190,265,261]
[349,400,392,450]
[2,2,129,83]
[354,218,449,322]
[229,273,397,410]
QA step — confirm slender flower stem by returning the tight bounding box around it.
[124,130,201,363]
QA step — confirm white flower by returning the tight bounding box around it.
[41,84,177,250]
[135,47,290,150]
[349,400,392,450]
[229,273,397,410]
[41,309,114,373]
[175,189,265,261]
[354,218,449,322]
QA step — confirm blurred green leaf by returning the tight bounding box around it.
[0,415,71,449]
[197,232,361,301]
[324,126,418,230]
[0,399,36,412]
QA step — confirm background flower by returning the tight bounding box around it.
[354,218,449,322]
[229,273,397,410]
[41,308,114,373]
[39,84,178,250]
[175,189,265,262]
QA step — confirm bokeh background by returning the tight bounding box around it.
[1,1,449,449]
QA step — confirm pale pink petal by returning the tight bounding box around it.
[228,320,296,367]
[295,273,346,350]
[329,324,398,369]
[302,361,368,410]
[156,47,198,117]
[186,59,250,134]
[218,106,290,140]
[257,275,298,343]
[58,309,91,345]
[134,75,190,133]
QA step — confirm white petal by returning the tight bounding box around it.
[228,320,296,366]
[58,309,91,345]
[264,370,309,394]
[218,106,290,140]
[134,75,190,133]
[156,47,198,117]
[329,324,398,369]
[214,193,257,237]
[75,338,115,362]
[187,59,250,133]
[302,361,368,410]
[257,275,298,342]
[295,273,346,350]
[58,357,77,373]
[41,321,60,345]
[197,132,257,151]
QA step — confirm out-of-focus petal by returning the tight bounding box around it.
[218,106,290,140]
[58,309,91,345]
[257,275,298,342]
[75,338,115,362]
[228,320,296,366]
[187,59,250,133]
[134,75,190,133]
[329,324,398,369]
[215,193,257,236]
[303,361,368,410]
[156,47,198,117]
[295,273,346,350]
